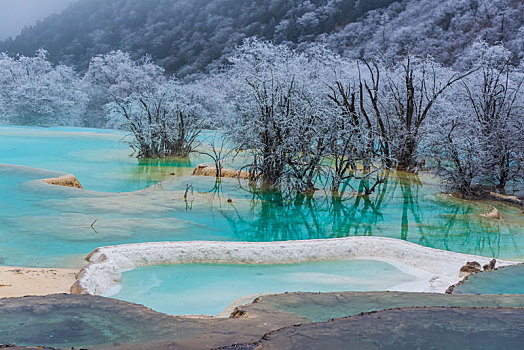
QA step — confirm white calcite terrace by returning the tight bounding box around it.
[72,237,516,296]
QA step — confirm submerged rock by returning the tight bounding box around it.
[480,206,501,220]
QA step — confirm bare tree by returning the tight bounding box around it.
[109,83,202,158]
[463,58,524,189]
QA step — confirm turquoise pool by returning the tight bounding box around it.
[0,125,205,192]
[112,260,415,315]
[0,126,523,268]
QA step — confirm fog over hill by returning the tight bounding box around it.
[1,0,522,76]
[0,0,74,40]
[0,0,397,76]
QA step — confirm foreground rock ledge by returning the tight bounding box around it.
[1,293,523,349]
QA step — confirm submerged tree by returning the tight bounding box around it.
[108,81,203,158]
[357,57,474,172]
[424,43,524,196]
[222,40,339,195]
[326,80,389,196]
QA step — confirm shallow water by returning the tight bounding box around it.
[453,264,524,295]
[112,260,415,315]
[0,126,523,268]
[243,291,524,323]
[0,125,203,192]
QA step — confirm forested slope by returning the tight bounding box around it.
[325,0,524,69]
[0,0,396,76]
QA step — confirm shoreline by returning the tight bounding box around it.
[0,266,78,298]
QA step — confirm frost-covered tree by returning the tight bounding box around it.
[462,44,524,189]
[220,40,340,194]
[423,43,523,195]
[84,50,165,127]
[357,57,473,171]
[424,114,485,197]
[0,50,87,126]
[215,40,391,196]
[107,80,203,158]
[326,79,389,196]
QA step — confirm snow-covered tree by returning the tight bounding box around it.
[422,43,523,195]
[0,50,87,126]
[462,44,524,189]
[214,40,391,196]
[84,50,165,127]
[219,40,340,194]
[357,56,473,171]
[107,80,203,158]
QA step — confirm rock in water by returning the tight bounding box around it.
[42,174,83,189]
[459,261,482,277]
[483,259,497,272]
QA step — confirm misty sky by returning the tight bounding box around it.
[0,0,75,40]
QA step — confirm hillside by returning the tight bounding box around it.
[0,0,396,76]
[0,0,522,76]
[325,0,524,69]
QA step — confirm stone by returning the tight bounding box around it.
[480,206,501,220]
[192,163,251,179]
[483,259,497,272]
[42,174,83,189]
[459,261,482,277]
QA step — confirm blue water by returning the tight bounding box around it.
[0,126,523,268]
[113,260,415,315]
[0,125,203,192]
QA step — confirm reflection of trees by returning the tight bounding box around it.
[196,172,520,259]
[217,172,407,241]
[132,157,193,187]
[419,195,507,258]
[397,172,424,240]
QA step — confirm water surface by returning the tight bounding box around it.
[112,260,415,315]
[0,126,523,268]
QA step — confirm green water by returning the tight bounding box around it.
[453,264,524,295]
[0,126,523,268]
[112,260,415,315]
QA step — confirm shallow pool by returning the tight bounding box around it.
[112,260,415,315]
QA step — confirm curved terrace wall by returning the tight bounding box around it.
[72,237,515,296]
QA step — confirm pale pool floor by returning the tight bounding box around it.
[112,260,415,315]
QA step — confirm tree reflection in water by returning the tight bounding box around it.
[197,172,522,259]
